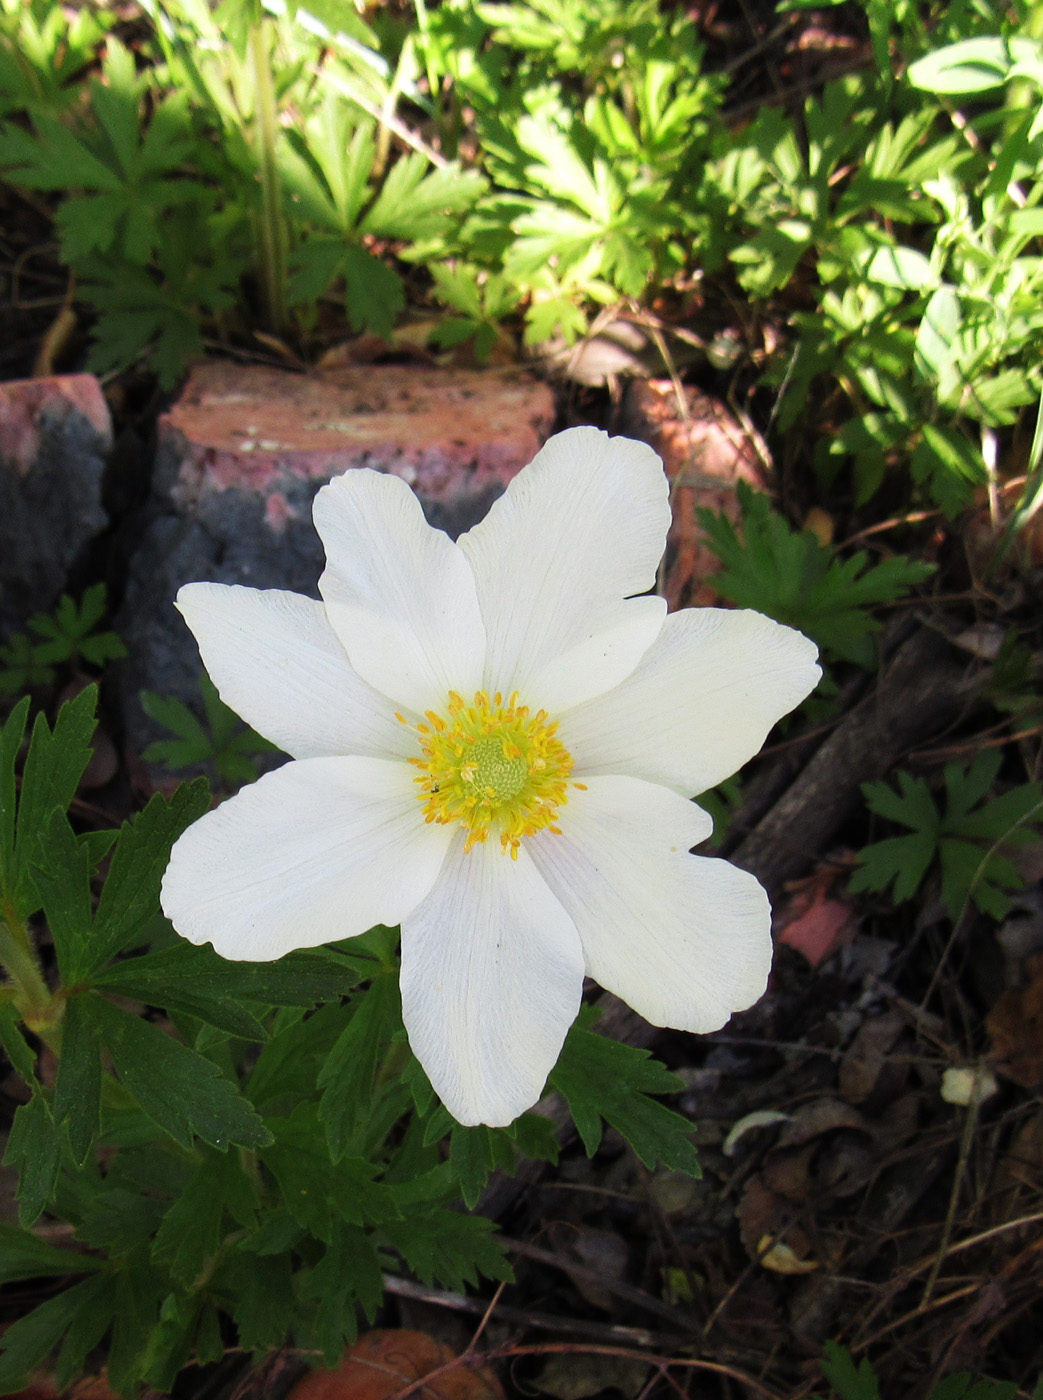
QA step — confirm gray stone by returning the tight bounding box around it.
[0,375,111,637]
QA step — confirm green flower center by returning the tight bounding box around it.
[401,689,581,857]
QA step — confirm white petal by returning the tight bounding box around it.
[314,469,486,713]
[561,608,821,795]
[161,757,451,962]
[176,583,414,762]
[529,776,772,1031]
[400,836,584,1127]
[457,428,671,710]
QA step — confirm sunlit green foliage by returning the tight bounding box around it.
[1,0,1042,527]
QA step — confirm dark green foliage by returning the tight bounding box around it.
[89,994,272,1152]
[0,586,126,697]
[0,669,702,1390]
[851,752,1043,919]
[550,1019,701,1175]
[141,675,281,785]
[3,1094,62,1226]
[817,1341,1028,1400]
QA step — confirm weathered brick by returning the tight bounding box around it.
[622,379,766,607]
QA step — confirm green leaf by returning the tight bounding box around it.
[95,939,362,1021]
[907,37,1042,95]
[0,1221,102,1286]
[449,1121,519,1209]
[90,995,272,1152]
[7,687,96,921]
[53,1273,116,1393]
[928,1378,1018,1400]
[218,1252,295,1350]
[0,1275,112,1395]
[852,760,1043,919]
[54,993,102,1165]
[550,1024,701,1174]
[27,585,126,669]
[262,1104,401,1242]
[911,423,985,519]
[86,778,211,977]
[0,698,30,893]
[342,243,404,339]
[299,1222,384,1363]
[141,677,277,783]
[152,1150,259,1287]
[820,1340,880,1400]
[380,1202,511,1292]
[862,244,935,291]
[32,810,93,984]
[3,1094,61,1226]
[0,1000,38,1089]
[698,483,933,666]
[107,1247,168,1393]
[318,972,401,1159]
[362,155,484,242]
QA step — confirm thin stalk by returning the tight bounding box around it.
[249,18,289,333]
[0,914,62,1053]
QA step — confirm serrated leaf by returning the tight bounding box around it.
[449,1121,518,1209]
[0,1275,111,1394]
[33,809,93,984]
[152,1150,259,1287]
[0,697,29,891]
[90,995,272,1152]
[380,1202,511,1292]
[0,1221,102,1286]
[362,155,484,241]
[95,939,362,1015]
[342,243,404,338]
[0,1000,38,1088]
[54,993,102,1165]
[849,830,937,903]
[550,1024,700,1174]
[107,1247,168,1393]
[7,687,96,920]
[86,778,211,977]
[0,114,121,192]
[820,1340,880,1400]
[318,973,400,1159]
[853,761,1043,919]
[53,1273,116,1393]
[299,1221,383,1363]
[217,1252,295,1350]
[288,236,350,303]
[262,1104,401,1242]
[4,1094,61,1226]
[698,484,932,665]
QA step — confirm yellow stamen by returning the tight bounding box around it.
[411,689,573,854]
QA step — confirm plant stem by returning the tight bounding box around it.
[0,914,62,1053]
[249,17,289,333]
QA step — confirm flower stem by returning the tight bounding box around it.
[0,913,62,1053]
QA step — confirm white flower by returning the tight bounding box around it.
[160,428,820,1127]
